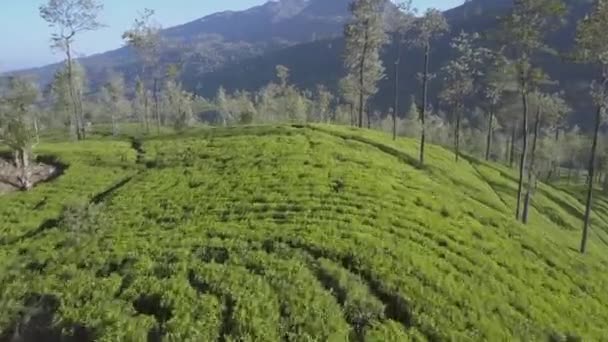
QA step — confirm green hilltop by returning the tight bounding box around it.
[1,125,607,341]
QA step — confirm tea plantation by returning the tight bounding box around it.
[1,124,607,341]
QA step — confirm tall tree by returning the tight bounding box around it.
[0,77,40,190]
[344,0,387,128]
[546,103,569,182]
[276,65,290,90]
[100,72,127,136]
[385,1,415,139]
[501,0,566,221]
[439,32,487,162]
[338,75,358,126]
[563,125,584,184]
[216,86,230,126]
[313,85,335,123]
[50,62,87,137]
[573,0,608,253]
[123,8,162,134]
[413,8,448,165]
[39,0,103,140]
[133,78,149,131]
[164,79,194,130]
[521,91,570,223]
[482,54,516,161]
[50,67,73,133]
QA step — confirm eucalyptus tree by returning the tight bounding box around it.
[276,65,290,90]
[270,65,308,123]
[563,125,585,184]
[439,32,487,162]
[344,0,387,128]
[50,68,72,131]
[164,80,194,130]
[573,0,608,253]
[482,54,516,161]
[123,8,162,133]
[500,0,566,221]
[216,86,231,126]
[544,93,571,182]
[50,62,87,135]
[385,1,415,139]
[338,75,358,126]
[412,8,448,165]
[133,79,148,131]
[522,91,570,223]
[100,72,127,136]
[39,0,103,140]
[313,85,335,123]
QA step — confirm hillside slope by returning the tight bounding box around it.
[1,125,607,341]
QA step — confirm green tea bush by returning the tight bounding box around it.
[1,124,608,340]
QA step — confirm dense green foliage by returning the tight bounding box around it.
[1,125,607,341]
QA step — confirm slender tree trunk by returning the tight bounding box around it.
[154,77,161,134]
[568,167,572,184]
[111,111,117,137]
[420,43,430,166]
[18,147,32,191]
[393,35,401,140]
[143,71,150,134]
[505,134,511,164]
[358,26,370,129]
[509,124,516,168]
[33,115,40,145]
[551,128,561,181]
[454,107,461,162]
[65,43,82,141]
[516,73,529,221]
[581,104,603,253]
[523,106,542,224]
[140,64,150,133]
[13,150,20,169]
[546,167,553,183]
[350,103,355,126]
[366,106,371,129]
[144,93,150,133]
[76,84,86,140]
[581,70,606,253]
[485,106,494,161]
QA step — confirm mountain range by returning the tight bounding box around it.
[10,0,354,88]
[7,0,599,128]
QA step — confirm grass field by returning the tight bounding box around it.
[1,124,607,341]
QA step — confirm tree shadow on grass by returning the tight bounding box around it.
[0,293,94,342]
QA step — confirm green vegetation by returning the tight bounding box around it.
[2,1,608,340]
[1,125,607,340]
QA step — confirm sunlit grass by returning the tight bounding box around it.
[0,124,606,341]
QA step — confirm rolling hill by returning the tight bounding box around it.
[1,124,607,340]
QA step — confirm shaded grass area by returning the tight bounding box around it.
[0,141,137,243]
[0,124,607,341]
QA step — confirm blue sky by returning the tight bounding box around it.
[0,0,463,72]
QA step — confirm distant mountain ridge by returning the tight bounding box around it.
[163,0,350,43]
[191,0,598,128]
[7,0,354,87]
[7,0,599,128]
